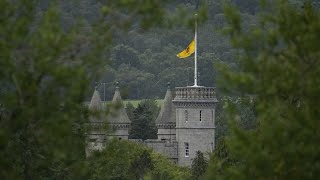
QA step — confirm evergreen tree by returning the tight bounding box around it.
[129,100,159,140]
[126,102,135,121]
[0,0,171,179]
[207,1,320,179]
[86,140,190,180]
[86,140,154,180]
[130,150,154,180]
[191,151,208,180]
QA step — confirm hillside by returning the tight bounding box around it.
[86,0,261,100]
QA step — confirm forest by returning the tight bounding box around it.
[1,0,320,179]
[96,0,261,99]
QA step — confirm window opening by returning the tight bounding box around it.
[185,110,188,122]
[184,142,189,157]
[212,110,214,122]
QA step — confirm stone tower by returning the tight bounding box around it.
[106,83,131,140]
[173,86,218,166]
[155,82,176,141]
[86,88,106,155]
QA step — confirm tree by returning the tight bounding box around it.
[146,153,192,180]
[207,1,320,179]
[86,139,190,180]
[191,151,208,180]
[215,96,257,141]
[129,100,159,140]
[85,140,154,180]
[130,150,154,180]
[126,102,135,121]
[0,2,95,179]
[0,0,172,179]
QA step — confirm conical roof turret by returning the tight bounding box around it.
[156,82,176,125]
[88,88,104,122]
[108,82,131,124]
[89,89,103,111]
[112,82,123,103]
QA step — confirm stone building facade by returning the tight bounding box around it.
[86,83,218,167]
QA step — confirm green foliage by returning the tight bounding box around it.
[94,0,263,100]
[0,0,172,179]
[215,96,257,141]
[0,1,97,179]
[126,102,135,121]
[85,140,154,180]
[130,150,154,180]
[191,151,208,180]
[145,153,191,180]
[208,0,320,179]
[87,140,191,180]
[129,99,159,140]
[206,138,236,179]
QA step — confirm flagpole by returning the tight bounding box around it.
[194,14,198,87]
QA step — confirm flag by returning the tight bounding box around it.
[176,39,195,58]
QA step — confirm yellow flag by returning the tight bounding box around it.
[176,39,195,58]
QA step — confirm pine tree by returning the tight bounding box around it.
[207,1,320,179]
[0,1,170,179]
[129,100,158,140]
[191,151,208,180]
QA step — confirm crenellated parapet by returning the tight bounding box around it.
[173,87,218,108]
[87,121,107,130]
[110,123,131,129]
[174,87,217,100]
[156,123,176,129]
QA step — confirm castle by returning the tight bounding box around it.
[86,82,218,167]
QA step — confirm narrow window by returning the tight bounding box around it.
[184,142,189,157]
[200,110,202,122]
[212,110,214,122]
[185,110,188,122]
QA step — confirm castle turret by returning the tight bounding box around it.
[173,86,218,166]
[155,82,176,141]
[86,88,106,155]
[88,89,103,120]
[107,82,131,140]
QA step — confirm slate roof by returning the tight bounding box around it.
[89,89,103,111]
[88,89,104,122]
[156,83,176,125]
[108,85,131,124]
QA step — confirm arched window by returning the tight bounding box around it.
[200,110,202,122]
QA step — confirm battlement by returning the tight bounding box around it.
[174,87,217,101]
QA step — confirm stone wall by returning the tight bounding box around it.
[173,86,218,166]
[144,140,178,164]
